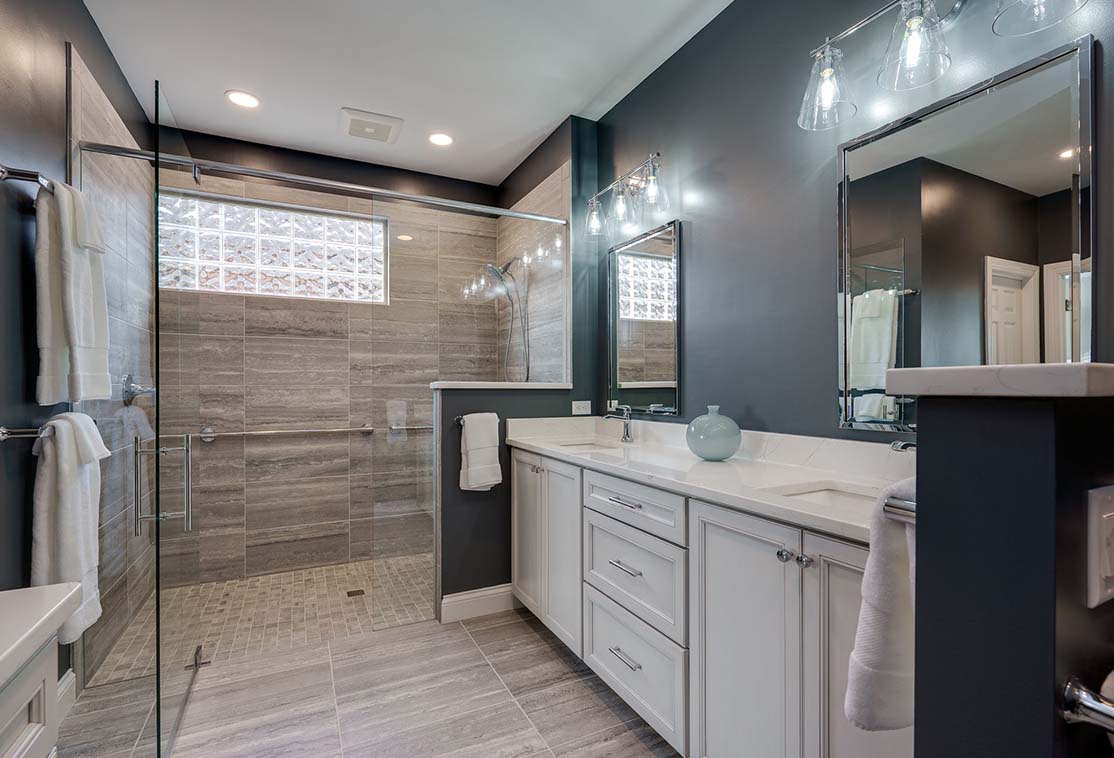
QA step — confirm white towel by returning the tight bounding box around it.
[846,476,916,732]
[853,393,896,422]
[849,289,899,391]
[31,412,111,644]
[459,412,502,491]
[35,183,111,405]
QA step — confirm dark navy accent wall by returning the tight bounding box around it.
[595,0,1114,439]
[437,389,570,595]
[0,0,148,592]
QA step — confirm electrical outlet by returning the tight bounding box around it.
[571,400,591,416]
[1088,485,1114,608]
[607,399,618,411]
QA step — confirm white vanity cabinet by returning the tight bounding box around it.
[510,449,583,656]
[688,501,913,758]
[688,500,803,758]
[801,534,913,758]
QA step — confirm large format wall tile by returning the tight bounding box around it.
[245,521,351,576]
[245,475,350,530]
[244,337,348,386]
[244,385,349,431]
[244,296,349,339]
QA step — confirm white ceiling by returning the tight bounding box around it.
[83,0,734,185]
[848,57,1078,197]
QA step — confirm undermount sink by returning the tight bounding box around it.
[558,440,621,450]
[763,480,879,509]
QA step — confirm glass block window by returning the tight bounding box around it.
[157,192,387,302]
[616,253,676,321]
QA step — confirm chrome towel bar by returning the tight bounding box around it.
[883,496,916,524]
[0,426,53,442]
[1063,678,1114,735]
[0,163,54,193]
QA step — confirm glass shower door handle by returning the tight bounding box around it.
[133,434,193,535]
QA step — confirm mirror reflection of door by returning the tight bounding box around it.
[838,44,1092,432]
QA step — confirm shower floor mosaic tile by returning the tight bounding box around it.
[89,553,435,686]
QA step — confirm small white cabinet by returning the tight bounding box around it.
[801,533,912,758]
[511,449,583,656]
[688,500,802,758]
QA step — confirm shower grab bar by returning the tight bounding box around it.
[195,424,374,443]
[388,424,434,432]
[133,434,192,536]
[883,496,916,524]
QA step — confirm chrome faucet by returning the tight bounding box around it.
[605,405,634,443]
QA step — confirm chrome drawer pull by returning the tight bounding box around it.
[607,495,643,510]
[608,559,643,577]
[608,646,642,672]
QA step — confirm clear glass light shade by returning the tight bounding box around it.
[992,0,1088,36]
[877,0,950,91]
[642,161,670,210]
[798,46,857,131]
[609,183,641,235]
[586,198,603,236]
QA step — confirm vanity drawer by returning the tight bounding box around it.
[584,508,687,645]
[583,584,687,755]
[583,470,687,546]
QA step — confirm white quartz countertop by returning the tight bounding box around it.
[887,363,1114,397]
[505,426,908,544]
[0,582,80,686]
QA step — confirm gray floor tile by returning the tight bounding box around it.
[549,722,680,757]
[487,639,593,697]
[57,697,153,758]
[459,608,534,631]
[468,612,561,659]
[344,701,547,758]
[331,624,511,750]
[517,675,639,749]
[172,659,341,758]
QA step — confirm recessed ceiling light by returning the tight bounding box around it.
[428,133,453,146]
[226,90,261,109]
[397,234,414,241]
[1059,148,1075,159]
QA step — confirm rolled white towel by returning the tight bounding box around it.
[845,476,916,731]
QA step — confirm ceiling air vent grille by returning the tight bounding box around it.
[340,108,403,144]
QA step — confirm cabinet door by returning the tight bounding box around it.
[689,500,802,758]
[511,450,545,615]
[802,534,912,758]
[542,457,582,655]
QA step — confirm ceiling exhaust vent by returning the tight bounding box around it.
[339,108,403,144]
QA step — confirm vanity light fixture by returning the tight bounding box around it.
[993,0,1089,37]
[397,234,414,241]
[428,132,454,146]
[877,0,951,91]
[1060,148,1076,159]
[798,45,857,131]
[584,153,663,238]
[225,90,261,109]
[798,0,962,131]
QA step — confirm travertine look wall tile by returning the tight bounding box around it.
[244,337,348,385]
[390,255,439,300]
[438,303,497,346]
[368,341,438,386]
[243,435,349,482]
[244,297,348,339]
[192,483,246,533]
[243,182,349,212]
[366,299,439,342]
[244,385,348,431]
[179,335,245,385]
[245,521,350,576]
[245,475,350,530]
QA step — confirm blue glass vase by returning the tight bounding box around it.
[686,405,741,461]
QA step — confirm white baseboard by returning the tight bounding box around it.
[57,669,76,720]
[440,583,521,624]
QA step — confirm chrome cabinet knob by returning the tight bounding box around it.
[776,548,795,563]
[796,554,815,568]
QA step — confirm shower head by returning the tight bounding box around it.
[486,259,515,279]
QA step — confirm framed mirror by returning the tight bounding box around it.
[838,37,1094,433]
[607,221,681,415]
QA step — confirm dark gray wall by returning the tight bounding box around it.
[497,118,572,209]
[920,160,1039,366]
[917,397,1114,757]
[595,0,1114,439]
[0,0,148,592]
[437,389,570,595]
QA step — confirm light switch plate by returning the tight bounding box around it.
[1087,485,1114,608]
[571,400,591,416]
